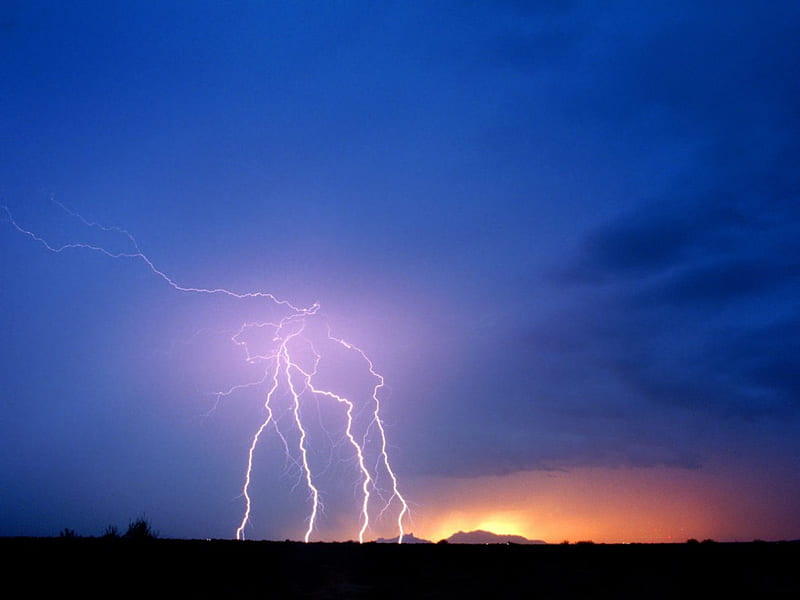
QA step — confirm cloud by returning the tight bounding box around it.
[639,256,799,308]
[402,2,800,479]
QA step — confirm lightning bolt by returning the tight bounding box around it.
[328,332,410,542]
[2,203,409,543]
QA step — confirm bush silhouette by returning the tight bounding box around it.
[102,524,120,539]
[59,528,79,539]
[124,517,158,540]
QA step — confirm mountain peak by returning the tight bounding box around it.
[375,532,432,544]
[446,530,546,545]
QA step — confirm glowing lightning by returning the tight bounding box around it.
[234,354,280,541]
[329,332,410,542]
[289,347,374,543]
[2,203,410,543]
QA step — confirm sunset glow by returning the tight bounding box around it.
[406,460,800,544]
[475,515,528,537]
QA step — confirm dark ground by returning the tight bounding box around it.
[3,537,798,598]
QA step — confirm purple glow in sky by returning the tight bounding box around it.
[4,203,409,542]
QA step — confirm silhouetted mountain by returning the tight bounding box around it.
[375,532,432,544]
[446,530,546,544]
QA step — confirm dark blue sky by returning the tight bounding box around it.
[1,1,798,542]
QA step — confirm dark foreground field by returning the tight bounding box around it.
[4,537,798,598]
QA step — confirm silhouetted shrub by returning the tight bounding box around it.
[686,538,699,544]
[59,528,79,539]
[437,539,449,544]
[700,538,716,545]
[124,517,158,540]
[102,524,120,539]
[576,540,595,546]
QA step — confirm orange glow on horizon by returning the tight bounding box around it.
[422,511,533,543]
[476,515,528,537]
[399,457,800,544]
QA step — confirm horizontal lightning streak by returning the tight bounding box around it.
[2,205,317,314]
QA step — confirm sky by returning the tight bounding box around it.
[1,1,798,543]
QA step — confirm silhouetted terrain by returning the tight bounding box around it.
[375,531,432,543]
[446,529,547,544]
[375,529,547,544]
[3,537,798,598]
